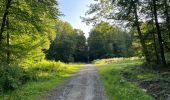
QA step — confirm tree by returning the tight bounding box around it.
[88,22,133,61]
[163,0,170,38]
[46,20,76,62]
[74,29,88,62]
[0,0,12,46]
[133,0,150,63]
[0,0,60,65]
[83,0,151,63]
[152,0,166,65]
[84,0,170,65]
[0,0,60,91]
[46,20,88,63]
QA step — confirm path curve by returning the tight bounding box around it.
[46,64,106,100]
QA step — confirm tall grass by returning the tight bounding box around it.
[0,60,82,100]
[93,57,143,65]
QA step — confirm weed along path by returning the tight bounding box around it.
[46,64,106,100]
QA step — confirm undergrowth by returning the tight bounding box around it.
[97,58,170,100]
[0,60,82,100]
[97,58,154,100]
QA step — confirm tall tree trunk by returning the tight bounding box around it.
[6,17,10,65]
[133,3,150,63]
[150,3,161,64]
[0,0,12,46]
[153,0,166,65]
[151,24,161,64]
[164,0,170,38]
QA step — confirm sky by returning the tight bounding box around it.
[58,0,94,38]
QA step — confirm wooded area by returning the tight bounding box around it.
[0,0,60,91]
[82,0,170,65]
[0,0,170,98]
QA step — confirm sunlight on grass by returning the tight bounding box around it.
[93,57,143,65]
[0,61,83,100]
[98,59,154,100]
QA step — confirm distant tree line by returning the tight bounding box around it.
[46,21,133,62]
[46,20,88,62]
[88,22,133,61]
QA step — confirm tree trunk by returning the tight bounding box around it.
[0,0,12,46]
[151,24,161,64]
[150,3,161,64]
[164,0,170,38]
[6,17,10,64]
[153,0,166,65]
[133,3,150,63]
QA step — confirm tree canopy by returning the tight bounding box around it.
[88,22,133,61]
[83,0,170,65]
[46,20,88,62]
[0,0,60,65]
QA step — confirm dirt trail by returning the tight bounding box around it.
[46,65,106,100]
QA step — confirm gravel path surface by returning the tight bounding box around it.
[46,65,106,100]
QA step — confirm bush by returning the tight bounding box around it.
[0,64,24,91]
[0,60,67,92]
[30,60,66,72]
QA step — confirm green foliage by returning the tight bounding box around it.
[88,22,133,61]
[74,29,88,62]
[19,61,63,83]
[0,61,82,100]
[132,22,170,63]
[0,60,72,92]
[46,20,75,62]
[0,0,61,92]
[81,0,113,25]
[0,64,24,91]
[84,0,170,65]
[0,0,60,64]
[46,21,88,62]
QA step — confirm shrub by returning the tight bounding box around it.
[0,64,24,91]
[0,60,67,92]
[30,60,66,72]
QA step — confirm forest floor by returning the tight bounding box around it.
[45,65,106,100]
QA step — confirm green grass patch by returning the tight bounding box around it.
[98,59,154,100]
[93,57,142,65]
[0,61,82,100]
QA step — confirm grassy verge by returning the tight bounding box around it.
[97,59,154,100]
[0,61,83,100]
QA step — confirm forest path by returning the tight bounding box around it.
[46,65,106,100]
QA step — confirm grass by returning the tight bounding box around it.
[1,58,169,100]
[93,57,142,65]
[97,59,154,100]
[0,61,83,100]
